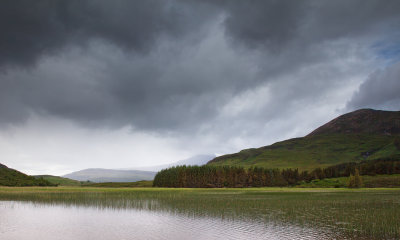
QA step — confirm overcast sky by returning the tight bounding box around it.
[1,0,400,175]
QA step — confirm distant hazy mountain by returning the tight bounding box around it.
[132,154,216,172]
[63,169,156,182]
[62,155,214,182]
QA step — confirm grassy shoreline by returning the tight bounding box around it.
[1,186,400,194]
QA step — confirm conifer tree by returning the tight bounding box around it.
[354,168,363,188]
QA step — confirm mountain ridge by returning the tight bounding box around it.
[307,109,400,136]
[130,154,216,172]
[63,168,156,182]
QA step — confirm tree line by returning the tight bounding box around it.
[153,155,400,188]
[314,155,400,179]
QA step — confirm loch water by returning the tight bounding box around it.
[0,200,339,240]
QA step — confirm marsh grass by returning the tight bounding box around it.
[0,187,399,239]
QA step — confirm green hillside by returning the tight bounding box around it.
[34,175,82,186]
[298,174,400,188]
[208,109,400,171]
[0,164,55,186]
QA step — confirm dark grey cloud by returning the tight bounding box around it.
[347,62,400,110]
[0,32,258,129]
[222,0,308,51]
[0,0,216,68]
[1,0,400,133]
[221,0,400,50]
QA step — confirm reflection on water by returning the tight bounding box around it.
[0,201,338,240]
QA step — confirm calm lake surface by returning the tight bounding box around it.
[1,188,399,239]
[0,200,337,240]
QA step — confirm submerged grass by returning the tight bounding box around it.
[0,187,399,239]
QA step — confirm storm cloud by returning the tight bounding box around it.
[347,62,400,110]
[0,0,218,67]
[1,0,400,174]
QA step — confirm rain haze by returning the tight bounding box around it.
[1,0,400,175]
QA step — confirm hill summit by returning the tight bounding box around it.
[308,109,400,136]
[208,109,400,171]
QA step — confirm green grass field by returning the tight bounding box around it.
[0,186,399,239]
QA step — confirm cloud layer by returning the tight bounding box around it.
[347,62,400,110]
[1,0,399,174]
